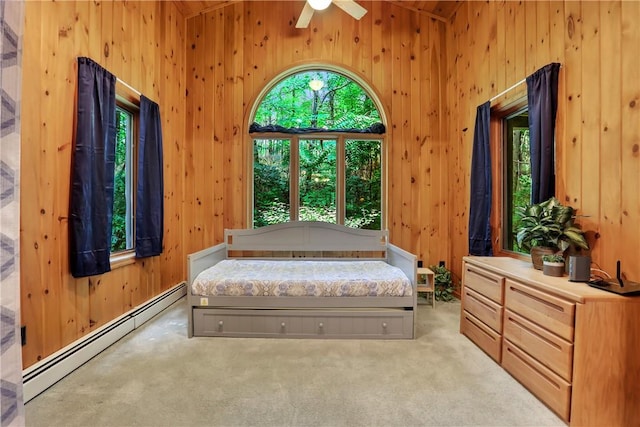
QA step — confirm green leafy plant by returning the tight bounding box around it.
[542,254,565,264]
[515,197,589,252]
[429,264,454,302]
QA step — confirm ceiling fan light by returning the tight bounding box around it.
[308,0,332,11]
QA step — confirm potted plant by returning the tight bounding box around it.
[515,197,589,270]
[429,264,455,302]
[542,254,565,277]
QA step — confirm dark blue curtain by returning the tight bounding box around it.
[468,101,493,256]
[527,62,560,204]
[136,95,164,258]
[69,57,116,277]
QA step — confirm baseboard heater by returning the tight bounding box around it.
[22,282,187,403]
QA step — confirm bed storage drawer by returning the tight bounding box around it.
[463,287,503,333]
[193,309,413,339]
[504,280,575,341]
[464,265,505,304]
[460,310,502,362]
[502,339,571,422]
[503,310,573,382]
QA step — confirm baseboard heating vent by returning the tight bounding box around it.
[23,282,186,403]
[130,281,186,328]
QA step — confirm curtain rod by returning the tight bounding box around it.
[490,64,563,103]
[489,77,526,103]
[117,77,141,97]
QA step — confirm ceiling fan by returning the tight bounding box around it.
[296,0,368,29]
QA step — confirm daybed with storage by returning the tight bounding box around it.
[187,221,417,339]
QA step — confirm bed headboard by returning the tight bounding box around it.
[225,221,387,258]
[223,222,416,283]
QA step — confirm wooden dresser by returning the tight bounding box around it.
[460,256,640,426]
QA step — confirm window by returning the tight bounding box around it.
[345,139,381,229]
[253,138,291,226]
[112,103,137,253]
[503,108,530,253]
[298,138,337,222]
[250,69,384,229]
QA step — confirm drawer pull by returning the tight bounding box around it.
[318,322,324,328]
[507,315,561,350]
[218,320,224,326]
[467,291,498,313]
[281,322,286,328]
[510,286,565,313]
[506,345,561,390]
[382,322,388,328]
[467,266,500,282]
[465,315,497,342]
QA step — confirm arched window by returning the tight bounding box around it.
[249,68,385,229]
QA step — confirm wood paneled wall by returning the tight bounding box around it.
[183,2,449,266]
[447,1,640,285]
[20,1,186,367]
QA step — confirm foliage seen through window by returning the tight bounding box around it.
[254,71,380,130]
[505,110,531,252]
[112,107,134,253]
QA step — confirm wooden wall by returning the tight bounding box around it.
[20,1,186,367]
[20,0,450,371]
[183,2,449,266]
[447,1,640,285]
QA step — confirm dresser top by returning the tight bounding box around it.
[463,256,637,303]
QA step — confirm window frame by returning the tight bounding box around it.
[110,86,140,268]
[248,65,387,230]
[489,96,530,260]
[502,108,529,253]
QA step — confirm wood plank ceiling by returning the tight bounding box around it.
[173,0,461,22]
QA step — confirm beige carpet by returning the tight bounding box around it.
[25,299,564,427]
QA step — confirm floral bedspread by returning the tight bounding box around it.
[192,259,412,297]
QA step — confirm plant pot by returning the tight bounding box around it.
[543,261,565,277]
[530,246,557,270]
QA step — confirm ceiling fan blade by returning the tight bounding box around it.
[333,0,367,20]
[296,2,315,28]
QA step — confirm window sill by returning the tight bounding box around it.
[110,251,136,270]
[494,249,531,262]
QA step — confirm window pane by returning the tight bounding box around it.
[253,70,380,130]
[504,111,531,252]
[299,139,336,223]
[346,139,381,229]
[253,139,290,227]
[112,107,134,252]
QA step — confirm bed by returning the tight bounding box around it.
[187,221,417,339]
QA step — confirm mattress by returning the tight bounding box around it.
[192,259,413,297]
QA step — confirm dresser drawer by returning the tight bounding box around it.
[502,339,572,422]
[503,309,573,382]
[504,280,575,342]
[463,287,503,333]
[461,310,502,363]
[464,264,505,304]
